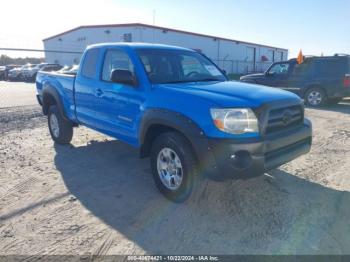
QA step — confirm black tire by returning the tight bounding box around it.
[150,132,197,203]
[48,105,73,144]
[328,98,342,105]
[32,73,37,82]
[304,87,328,107]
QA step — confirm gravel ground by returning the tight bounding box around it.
[1,82,350,255]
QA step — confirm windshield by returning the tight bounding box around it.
[137,49,226,84]
[21,64,34,70]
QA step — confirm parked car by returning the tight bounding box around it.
[22,63,49,82]
[36,43,312,202]
[240,55,350,107]
[67,65,79,75]
[0,66,6,80]
[0,65,21,80]
[8,64,37,81]
[40,64,62,73]
[56,65,79,75]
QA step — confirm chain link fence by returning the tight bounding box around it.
[213,59,274,76]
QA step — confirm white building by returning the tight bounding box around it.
[43,23,288,74]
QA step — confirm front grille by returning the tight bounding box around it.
[265,105,303,134]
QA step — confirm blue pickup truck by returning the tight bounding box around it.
[36,43,312,202]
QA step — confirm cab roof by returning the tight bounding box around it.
[87,42,194,52]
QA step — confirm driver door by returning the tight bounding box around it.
[264,62,291,87]
[96,48,144,146]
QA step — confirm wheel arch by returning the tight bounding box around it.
[139,109,207,161]
[42,85,69,122]
[303,84,327,98]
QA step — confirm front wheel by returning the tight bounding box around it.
[48,105,73,144]
[304,87,328,107]
[150,132,197,202]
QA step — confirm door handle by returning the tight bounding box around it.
[96,88,103,97]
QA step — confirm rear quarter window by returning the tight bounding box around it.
[313,59,347,77]
[82,48,100,79]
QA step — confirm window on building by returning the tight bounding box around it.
[81,48,100,79]
[102,49,135,81]
[77,37,86,42]
[123,33,132,42]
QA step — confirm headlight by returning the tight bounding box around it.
[210,108,258,134]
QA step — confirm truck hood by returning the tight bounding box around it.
[157,81,300,108]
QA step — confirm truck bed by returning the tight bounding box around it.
[36,71,77,122]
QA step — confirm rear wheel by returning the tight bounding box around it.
[48,105,73,144]
[150,132,197,202]
[304,87,327,107]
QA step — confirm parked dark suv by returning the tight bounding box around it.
[240,55,350,106]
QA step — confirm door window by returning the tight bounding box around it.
[102,49,135,82]
[268,63,290,76]
[290,62,312,77]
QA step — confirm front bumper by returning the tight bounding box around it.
[194,119,312,180]
[7,73,21,80]
[330,88,350,98]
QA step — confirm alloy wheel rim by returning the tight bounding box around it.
[157,147,183,190]
[50,114,59,138]
[308,91,322,106]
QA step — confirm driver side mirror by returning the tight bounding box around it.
[266,71,275,77]
[111,69,137,86]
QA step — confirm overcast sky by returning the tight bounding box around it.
[0,0,349,58]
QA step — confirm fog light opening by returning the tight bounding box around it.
[231,150,252,169]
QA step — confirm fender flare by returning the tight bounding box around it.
[42,84,69,121]
[138,108,211,160]
[302,84,326,97]
[139,109,204,143]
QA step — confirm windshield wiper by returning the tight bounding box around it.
[194,78,222,82]
[162,78,222,84]
[162,80,194,84]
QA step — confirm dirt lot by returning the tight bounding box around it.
[0,81,38,108]
[1,81,350,255]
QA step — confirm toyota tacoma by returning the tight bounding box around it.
[36,43,312,202]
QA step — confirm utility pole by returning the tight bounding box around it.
[152,9,156,43]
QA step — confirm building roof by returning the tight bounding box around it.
[43,23,288,51]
